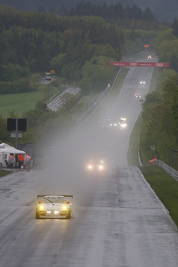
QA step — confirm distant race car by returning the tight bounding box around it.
[135,93,141,99]
[109,122,118,127]
[102,118,118,128]
[140,81,146,85]
[118,117,127,128]
[147,55,152,59]
[87,160,105,172]
[36,194,73,219]
[102,118,111,127]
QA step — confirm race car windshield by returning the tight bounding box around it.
[42,197,66,203]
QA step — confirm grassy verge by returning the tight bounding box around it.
[106,68,129,104]
[127,66,178,229]
[0,170,12,178]
[127,115,143,166]
[139,166,178,228]
[0,85,61,118]
[71,92,101,121]
[149,67,160,93]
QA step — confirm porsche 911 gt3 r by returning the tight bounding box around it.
[36,194,73,219]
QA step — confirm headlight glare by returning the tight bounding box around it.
[62,205,67,211]
[54,211,59,214]
[88,164,93,169]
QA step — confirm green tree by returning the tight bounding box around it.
[171,86,178,145]
[23,100,55,129]
[31,74,41,91]
[0,115,10,143]
[50,53,66,74]
[78,78,92,95]
[141,91,162,121]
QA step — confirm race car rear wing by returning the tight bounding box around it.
[37,194,73,198]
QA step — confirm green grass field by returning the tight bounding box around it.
[0,170,11,177]
[0,85,60,118]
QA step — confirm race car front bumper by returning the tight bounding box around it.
[37,210,70,218]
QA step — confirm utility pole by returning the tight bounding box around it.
[15,118,18,148]
[7,118,26,148]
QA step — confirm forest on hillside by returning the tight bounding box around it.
[0,4,158,95]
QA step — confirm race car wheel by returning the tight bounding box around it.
[36,211,40,219]
[66,212,71,219]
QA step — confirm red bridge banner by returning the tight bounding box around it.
[110,62,169,68]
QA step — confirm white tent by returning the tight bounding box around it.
[0,143,25,167]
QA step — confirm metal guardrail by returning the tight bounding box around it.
[153,160,178,181]
[75,84,110,124]
[76,68,122,125]
[138,129,178,181]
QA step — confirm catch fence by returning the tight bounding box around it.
[153,160,178,181]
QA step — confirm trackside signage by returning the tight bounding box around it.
[110,62,169,68]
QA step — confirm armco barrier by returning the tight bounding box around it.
[153,160,178,181]
[76,84,110,125]
[138,129,178,181]
[76,68,122,125]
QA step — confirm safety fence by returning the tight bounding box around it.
[153,160,178,181]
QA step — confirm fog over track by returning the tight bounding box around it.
[0,54,178,267]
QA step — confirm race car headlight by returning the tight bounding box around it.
[120,123,127,127]
[39,205,44,210]
[62,205,67,211]
[54,211,59,214]
[98,165,103,170]
[88,164,93,169]
[47,211,51,214]
[120,117,126,121]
